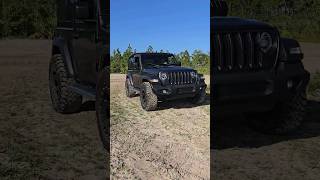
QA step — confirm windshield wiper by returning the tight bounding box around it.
[160,63,178,66]
[146,63,160,68]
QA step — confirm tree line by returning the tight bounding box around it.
[1,0,319,42]
[227,0,320,42]
[110,45,210,75]
[0,0,56,39]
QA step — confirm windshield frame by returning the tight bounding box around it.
[141,54,179,68]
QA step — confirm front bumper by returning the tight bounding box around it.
[214,62,310,114]
[151,81,207,100]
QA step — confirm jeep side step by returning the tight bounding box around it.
[69,83,96,100]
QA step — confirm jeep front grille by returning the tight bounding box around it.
[168,72,194,85]
[213,31,278,72]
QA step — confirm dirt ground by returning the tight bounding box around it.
[301,43,320,73]
[110,74,210,179]
[0,40,106,179]
[211,43,320,180]
[1,40,320,180]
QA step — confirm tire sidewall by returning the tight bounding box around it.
[96,68,109,151]
[248,91,307,134]
[140,84,147,109]
[140,82,157,111]
[49,54,82,113]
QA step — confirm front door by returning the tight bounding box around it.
[73,0,98,85]
[132,55,142,88]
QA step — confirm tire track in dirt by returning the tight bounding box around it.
[110,74,210,179]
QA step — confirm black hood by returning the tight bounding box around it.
[143,66,195,75]
[212,17,276,31]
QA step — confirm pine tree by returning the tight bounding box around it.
[146,45,154,53]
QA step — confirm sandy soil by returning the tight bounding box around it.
[110,74,210,179]
[301,43,320,73]
[1,39,319,180]
[0,40,106,179]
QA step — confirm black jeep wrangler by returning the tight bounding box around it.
[49,0,109,149]
[212,0,310,134]
[125,53,207,111]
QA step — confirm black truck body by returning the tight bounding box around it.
[49,0,109,149]
[212,0,310,134]
[126,53,207,111]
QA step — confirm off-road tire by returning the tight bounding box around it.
[191,88,206,105]
[49,54,82,113]
[247,91,307,134]
[140,82,158,111]
[125,78,135,98]
[96,67,109,151]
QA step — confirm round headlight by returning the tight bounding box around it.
[190,72,197,78]
[159,72,168,81]
[257,32,272,53]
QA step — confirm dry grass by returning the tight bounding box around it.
[110,74,210,179]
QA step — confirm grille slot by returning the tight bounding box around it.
[213,31,278,72]
[168,72,194,85]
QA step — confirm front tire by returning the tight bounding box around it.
[49,54,82,113]
[96,68,109,150]
[247,91,307,134]
[140,82,158,111]
[191,88,206,105]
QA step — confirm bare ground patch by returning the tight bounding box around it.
[0,40,106,179]
[110,74,210,179]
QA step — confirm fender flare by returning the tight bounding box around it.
[126,74,134,85]
[280,38,304,61]
[52,37,75,77]
[141,75,159,83]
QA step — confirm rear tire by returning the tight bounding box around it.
[96,68,109,150]
[140,82,158,111]
[247,91,307,134]
[125,78,135,98]
[49,54,82,113]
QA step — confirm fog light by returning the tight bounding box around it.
[162,90,168,94]
[287,80,294,89]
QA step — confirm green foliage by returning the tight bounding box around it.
[227,0,320,42]
[110,46,210,75]
[0,0,56,39]
[177,50,192,67]
[110,49,122,74]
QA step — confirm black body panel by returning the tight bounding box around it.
[53,0,109,90]
[211,0,310,113]
[127,53,207,101]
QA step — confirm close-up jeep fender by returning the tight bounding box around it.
[212,0,310,134]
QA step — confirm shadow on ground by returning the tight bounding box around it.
[79,101,96,112]
[157,94,210,110]
[211,99,320,150]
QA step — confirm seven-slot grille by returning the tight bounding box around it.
[213,31,278,72]
[168,72,194,85]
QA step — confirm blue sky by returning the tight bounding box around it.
[110,0,210,54]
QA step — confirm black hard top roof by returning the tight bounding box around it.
[130,52,174,58]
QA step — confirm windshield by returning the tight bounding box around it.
[141,54,179,67]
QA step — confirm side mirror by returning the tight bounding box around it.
[133,57,140,69]
[132,62,138,69]
[76,4,90,19]
[211,0,228,17]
